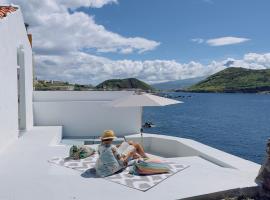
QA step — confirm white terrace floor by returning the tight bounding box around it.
[0,126,260,200]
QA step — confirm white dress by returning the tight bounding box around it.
[95,144,123,177]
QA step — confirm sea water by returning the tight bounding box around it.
[143,92,270,164]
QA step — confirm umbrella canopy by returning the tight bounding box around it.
[109,93,182,107]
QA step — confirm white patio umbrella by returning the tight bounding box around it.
[108,92,183,145]
[109,93,181,107]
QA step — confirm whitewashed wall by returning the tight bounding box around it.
[33,91,141,138]
[0,6,33,150]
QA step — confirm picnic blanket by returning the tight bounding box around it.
[48,154,189,191]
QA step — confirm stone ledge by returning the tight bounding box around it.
[180,186,259,200]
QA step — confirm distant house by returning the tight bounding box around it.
[0,5,33,150]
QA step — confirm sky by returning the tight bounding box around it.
[4,0,270,85]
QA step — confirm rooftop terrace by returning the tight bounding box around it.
[0,126,260,200]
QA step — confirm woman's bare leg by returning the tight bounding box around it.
[128,141,148,158]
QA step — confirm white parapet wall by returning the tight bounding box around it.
[127,133,260,171]
[33,91,141,138]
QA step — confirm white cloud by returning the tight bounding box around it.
[228,53,270,69]
[35,52,211,84]
[206,36,250,46]
[60,0,118,9]
[35,52,270,85]
[7,1,269,85]
[7,0,159,55]
[192,36,250,46]
[191,38,204,44]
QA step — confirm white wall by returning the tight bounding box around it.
[0,7,33,150]
[33,91,141,138]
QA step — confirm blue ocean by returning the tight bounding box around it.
[143,92,270,164]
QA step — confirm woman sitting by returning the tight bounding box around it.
[95,130,147,177]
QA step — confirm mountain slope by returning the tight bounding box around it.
[96,78,154,91]
[152,76,206,90]
[187,67,270,93]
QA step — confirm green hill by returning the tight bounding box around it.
[96,78,154,91]
[187,67,270,93]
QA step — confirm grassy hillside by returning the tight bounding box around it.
[96,78,154,91]
[34,80,94,91]
[187,67,270,93]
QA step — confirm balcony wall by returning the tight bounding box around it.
[33,91,141,138]
[0,7,33,151]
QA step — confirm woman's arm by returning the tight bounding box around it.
[111,146,121,160]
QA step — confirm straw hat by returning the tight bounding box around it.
[101,130,117,140]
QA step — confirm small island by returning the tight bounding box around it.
[95,78,154,91]
[186,67,270,93]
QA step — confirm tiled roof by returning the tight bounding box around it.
[0,6,18,19]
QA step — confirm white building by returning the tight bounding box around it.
[0,4,261,200]
[0,5,33,151]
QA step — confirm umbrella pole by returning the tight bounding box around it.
[141,131,143,146]
[140,107,144,147]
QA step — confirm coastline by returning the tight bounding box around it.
[172,89,270,94]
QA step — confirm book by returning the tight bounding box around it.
[118,142,135,157]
